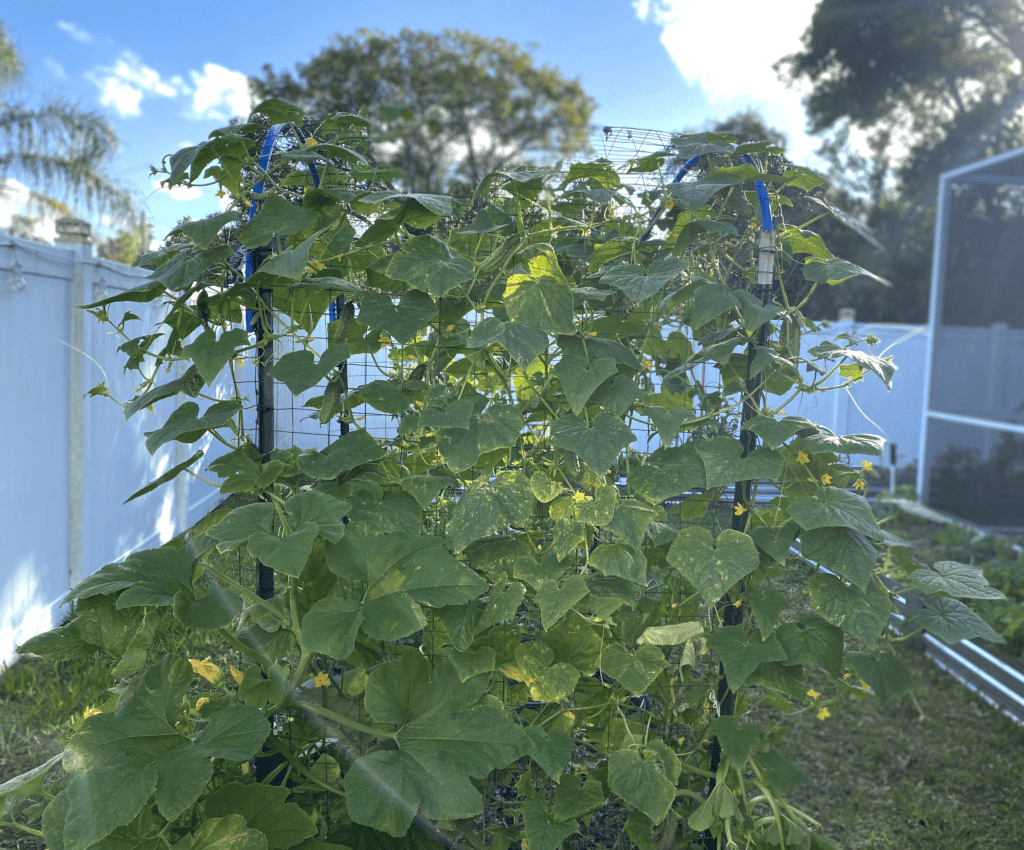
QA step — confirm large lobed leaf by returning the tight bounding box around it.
[47,658,268,850]
[346,655,526,836]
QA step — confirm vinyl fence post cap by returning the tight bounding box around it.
[55,217,92,244]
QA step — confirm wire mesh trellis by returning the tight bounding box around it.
[205,122,778,836]
[235,123,739,457]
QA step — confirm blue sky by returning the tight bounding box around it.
[2,0,820,243]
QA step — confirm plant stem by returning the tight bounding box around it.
[217,627,276,671]
[0,820,44,838]
[298,700,398,740]
[206,562,289,626]
[266,736,343,796]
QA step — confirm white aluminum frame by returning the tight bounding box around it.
[917,146,1024,505]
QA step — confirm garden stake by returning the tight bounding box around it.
[246,123,287,604]
[704,174,776,850]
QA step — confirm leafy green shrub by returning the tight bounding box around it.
[1,100,1005,850]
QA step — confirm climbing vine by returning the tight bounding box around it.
[2,99,1004,850]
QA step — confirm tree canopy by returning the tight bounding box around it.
[0,20,134,226]
[250,28,597,195]
[774,0,1024,323]
[777,0,1024,192]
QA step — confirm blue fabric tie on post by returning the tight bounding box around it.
[245,124,285,330]
[741,153,773,234]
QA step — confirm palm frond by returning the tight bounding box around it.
[0,21,24,88]
[0,100,133,217]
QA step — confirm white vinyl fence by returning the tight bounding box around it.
[0,232,224,669]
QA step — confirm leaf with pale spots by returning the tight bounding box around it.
[666,527,759,606]
[706,626,787,690]
[515,641,579,702]
[448,471,534,552]
[800,526,877,590]
[808,574,891,649]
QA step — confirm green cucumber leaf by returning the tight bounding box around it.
[608,747,676,825]
[706,626,787,690]
[666,527,759,606]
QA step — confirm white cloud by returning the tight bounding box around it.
[152,179,203,202]
[187,64,252,122]
[633,0,819,161]
[0,180,28,226]
[44,58,67,80]
[0,179,59,241]
[634,0,817,102]
[87,50,250,123]
[89,52,187,118]
[56,20,92,43]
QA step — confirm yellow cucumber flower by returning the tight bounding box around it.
[189,657,223,685]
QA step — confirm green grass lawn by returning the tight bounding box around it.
[748,640,1024,850]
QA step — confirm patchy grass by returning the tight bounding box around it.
[0,654,111,850]
[749,641,1024,850]
[0,623,236,850]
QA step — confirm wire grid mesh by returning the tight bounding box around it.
[227,124,777,575]
[219,129,760,828]
[589,125,685,186]
[236,123,726,451]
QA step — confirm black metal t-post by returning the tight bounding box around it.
[703,230,776,849]
[330,295,350,437]
[250,238,279,601]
